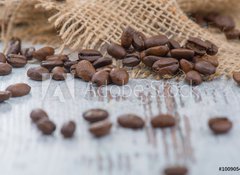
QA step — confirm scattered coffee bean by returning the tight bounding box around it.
[46,54,69,62]
[200,55,219,67]
[6,37,21,55]
[7,54,27,68]
[107,43,127,60]
[21,47,35,60]
[30,108,49,123]
[6,83,31,97]
[208,117,232,134]
[37,118,56,135]
[186,37,209,55]
[27,66,50,81]
[168,39,181,49]
[144,46,169,57]
[0,63,12,76]
[123,53,141,67]
[179,59,194,73]
[78,49,102,63]
[41,60,64,71]
[194,61,216,75]
[151,114,176,128]
[233,71,240,85]
[52,66,67,81]
[83,108,109,123]
[185,70,202,85]
[225,29,240,40]
[76,60,96,81]
[92,70,110,86]
[96,65,116,72]
[61,121,76,138]
[170,49,194,60]
[144,35,169,49]
[205,40,218,55]
[110,68,129,86]
[117,114,145,129]
[0,91,11,102]
[132,31,146,51]
[164,166,188,175]
[214,15,235,31]
[33,46,55,61]
[0,53,6,63]
[142,56,162,67]
[89,120,112,137]
[64,60,79,71]
[93,57,112,69]
[152,58,179,76]
[121,26,134,49]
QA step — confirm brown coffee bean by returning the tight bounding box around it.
[204,12,219,22]
[132,31,146,51]
[96,65,116,72]
[6,37,21,55]
[41,60,64,71]
[144,35,169,49]
[0,53,6,63]
[179,59,194,73]
[0,91,11,102]
[117,114,145,129]
[214,15,235,31]
[33,46,55,61]
[123,53,141,67]
[89,120,112,137]
[142,56,162,67]
[151,114,176,128]
[61,121,76,138]
[144,46,169,57]
[78,49,102,63]
[186,37,209,55]
[30,108,49,123]
[6,83,31,97]
[205,40,218,55]
[170,49,194,60]
[83,109,109,123]
[185,70,202,85]
[208,117,232,134]
[93,57,112,69]
[52,67,67,81]
[164,166,188,175]
[194,61,216,75]
[92,70,110,86]
[37,118,56,135]
[64,60,79,72]
[0,63,12,76]
[21,47,35,60]
[225,29,240,40]
[46,54,69,62]
[7,54,27,68]
[76,60,96,81]
[168,39,181,50]
[110,68,129,86]
[107,43,127,60]
[27,66,50,81]
[233,71,240,85]
[121,26,135,49]
[200,55,219,67]
[152,58,179,76]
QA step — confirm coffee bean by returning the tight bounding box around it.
[233,71,240,85]
[78,49,102,63]
[152,58,179,76]
[200,55,219,67]
[168,39,181,49]
[0,63,12,76]
[117,114,145,129]
[30,108,49,123]
[96,65,116,72]
[185,70,202,85]
[144,46,169,57]
[64,60,79,71]
[0,53,6,63]
[83,109,109,123]
[21,47,35,60]
[107,43,127,59]
[6,37,21,55]
[142,56,162,67]
[123,53,140,67]
[33,46,55,61]
[204,12,219,22]
[132,31,146,51]
[110,68,129,86]
[194,61,216,75]
[70,64,78,78]
[7,54,27,68]
[6,83,31,97]
[121,26,135,49]
[89,120,112,137]
[46,54,69,62]
[225,29,240,40]
[144,35,169,49]
[0,91,11,102]
[214,15,235,31]
[208,117,232,134]
[92,70,110,86]
[27,66,50,81]
[205,40,218,55]
[151,114,176,128]
[164,166,188,175]
[185,37,209,55]
[41,60,64,71]
[61,121,76,138]
[76,60,96,81]
[37,118,56,135]
[170,49,194,60]
[93,57,112,69]
[52,66,67,81]
[179,59,193,73]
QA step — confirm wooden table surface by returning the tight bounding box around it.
[0,45,240,175]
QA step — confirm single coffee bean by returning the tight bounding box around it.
[30,108,49,123]
[83,108,109,123]
[6,83,31,97]
[41,60,64,71]
[6,37,21,55]
[225,29,240,40]
[92,70,110,86]
[200,55,219,67]
[185,70,202,85]
[233,71,240,85]
[170,49,194,60]
[185,37,209,55]
[132,31,146,51]
[27,66,50,81]
[107,43,127,59]
[179,59,194,73]
[110,68,129,86]
[21,47,35,60]
[0,63,12,76]
[204,12,219,22]
[152,58,179,76]
[208,117,232,134]
[205,40,218,55]
[151,114,176,128]
[214,15,235,31]
[144,35,169,49]
[93,57,112,69]
[7,54,27,68]
[121,26,135,49]
[117,114,145,129]
[164,166,188,175]
[78,49,102,63]
[64,60,79,71]
[168,39,181,50]
[76,60,96,81]
[89,120,112,137]
[123,53,140,67]
[142,56,162,67]
[96,65,116,72]
[46,54,69,62]
[33,46,55,61]
[37,118,56,135]
[0,53,6,63]
[194,61,216,75]
[52,66,67,81]
[61,121,76,138]
[0,91,11,102]
[144,46,169,57]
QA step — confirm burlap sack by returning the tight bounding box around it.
[1,0,240,79]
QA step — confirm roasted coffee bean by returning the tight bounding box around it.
[204,12,219,22]
[168,39,181,50]
[132,31,146,51]
[41,60,64,71]
[76,60,96,81]
[92,70,110,86]
[6,83,31,97]
[0,91,11,102]
[152,58,179,76]
[205,40,218,55]
[144,35,169,49]
[61,121,76,138]
[151,114,176,128]
[33,46,55,61]
[30,108,49,123]
[64,60,79,71]
[233,72,240,85]
[117,114,145,129]
[0,63,12,76]
[185,70,202,85]
[208,117,232,134]
[214,15,235,31]
[164,166,188,175]
[179,59,194,73]
[7,54,27,68]
[6,37,21,55]
[144,46,169,57]
[46,54,69,62]
[21,47,35,60]
[96,65,116,72]
[107,43,127,60]
[186,37,209,55]
[110,68,129,86]
[89,120,112,137]
[194,61,216,75]
[83,109,109,123]
[121,26,135,49]
[200,55,219,67]
[170,49,194,60]
[93,57,112,69]
[52,67,67,81]
[27,66,50,81]
[142,56,162,67]
[0,53,6,63]
[37,118,56,135]
[123,53,140,67]
[225,29,240,40]
[191,13,207,27]
[78,49,102,63]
